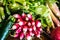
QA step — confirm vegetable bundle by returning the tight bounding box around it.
[10,13,42,40]
[0,0,60,40]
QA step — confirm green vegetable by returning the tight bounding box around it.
[0,7,5,22]
[35,5,52,28]
[15,0,26,5]
[5,5,11,15]
[3,0,6,6]
[0,17,2,22]
[9,3,20,11]
[0,0,3,5]
[0,16,16,40]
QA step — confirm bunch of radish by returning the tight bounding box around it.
[11,13,42,40]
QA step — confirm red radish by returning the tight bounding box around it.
[23,25,28,33]
[28,27,33,32]
[37,27,42,32]
[35,20,41,27]
[51,27,60,40]
[33,30,38,35]
[25,17,29,21]
[20,33,24,40]
[27,14,32,21]
[15,29,21,34]
[18,21,25,26]
[12,23,20,30]
[31,20,35,26]
[27,22,31,27]
[26,33,32,40]
[32,26,36,31]
[19,26,22,30]
[13,14,21,19]
[29,31,34,36]
[22,13,26,19]
[36,33,40,38]
[35,30,41,38]
[17,18,23,22]
[14,33,19,38]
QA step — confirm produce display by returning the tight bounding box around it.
[0,0,60,40]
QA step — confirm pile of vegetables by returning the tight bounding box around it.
[0,0,60,40]
[10,13,42,40]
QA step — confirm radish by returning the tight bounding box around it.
[31,20,35,26]
[36,33,40,38]
[12,23,20,30]
[15,28,21,34]
[29,31,34,37]
[26,33,32,40]
[33,30,38,35]
[22,13,26,19]
[18,21,25,26]
[35,20,41,27]
[23,25,28,34]
[19,26,23,30]
[37,27,42,32]
[13,14,21,19]
[17,18,23,22]
[28,27,33,32]
[51,27,60,40]
[32,26,36,31]
[27,14,32,21]
[27,22,31,27]
[25,17,29,21]
[20,32,24,40]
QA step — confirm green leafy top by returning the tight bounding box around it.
[34,5,52,27]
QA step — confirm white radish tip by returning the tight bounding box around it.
[32,21,35,26]
[19,21,24,26]
[17,18,22,22]
[36,34,40,38]
[29,32,34,36]
[33,26,36,31]
[29,28,32,32]
[28,22,31,27]
[12,25,17,30]
[22,13,26,19]
[26,17,29,21]
[23,28,27,33]
[26,36,32,40]
[26,33,32,40]
[12,23,20,30]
